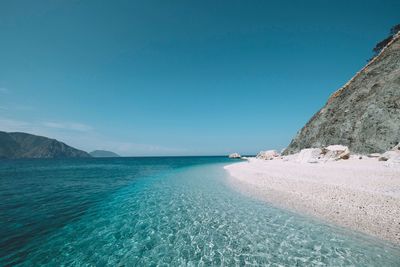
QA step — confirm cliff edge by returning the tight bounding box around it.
[284,34,400,155]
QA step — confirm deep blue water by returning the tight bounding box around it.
[0,157,399,266]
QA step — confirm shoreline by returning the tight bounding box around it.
[224,158,400,245]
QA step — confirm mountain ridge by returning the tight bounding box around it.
[0,131,91,159]
[90,150,120,158]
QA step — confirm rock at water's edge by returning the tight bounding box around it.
[229,153,241,159]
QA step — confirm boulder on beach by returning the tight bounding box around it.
[256,150,279,160]
[382,143,400,166]
[385,155,400,167]
[323,145,350,160]
[295,148,323,163]
[228,153,241,159]
[293,145,351,163]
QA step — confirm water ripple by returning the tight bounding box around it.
[1,158,399,266]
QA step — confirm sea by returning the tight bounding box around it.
[0,157,399,266]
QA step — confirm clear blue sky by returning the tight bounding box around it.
[0,0,399,156]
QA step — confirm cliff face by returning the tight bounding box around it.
[284,34,400,155]
[0,131,91,159]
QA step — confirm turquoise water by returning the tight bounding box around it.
[1,157,399,266]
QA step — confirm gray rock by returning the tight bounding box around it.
[380,144,400,166]
[322,145,350,161]
[256,150,279,160]
[295,148,323,163]
[283,34,400,155]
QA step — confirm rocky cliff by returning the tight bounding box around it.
[284,34,400,155]
[0,131,91,159]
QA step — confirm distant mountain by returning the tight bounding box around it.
[0,131,91,159]
[284,33,400,155]
[89,150,120,157]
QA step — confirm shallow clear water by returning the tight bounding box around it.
[1,157,399,266]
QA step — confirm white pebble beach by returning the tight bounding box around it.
[224,157,400,245]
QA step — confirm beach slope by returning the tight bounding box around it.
[225,158,400,244]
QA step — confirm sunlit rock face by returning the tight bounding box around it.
[284,35,400,155]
